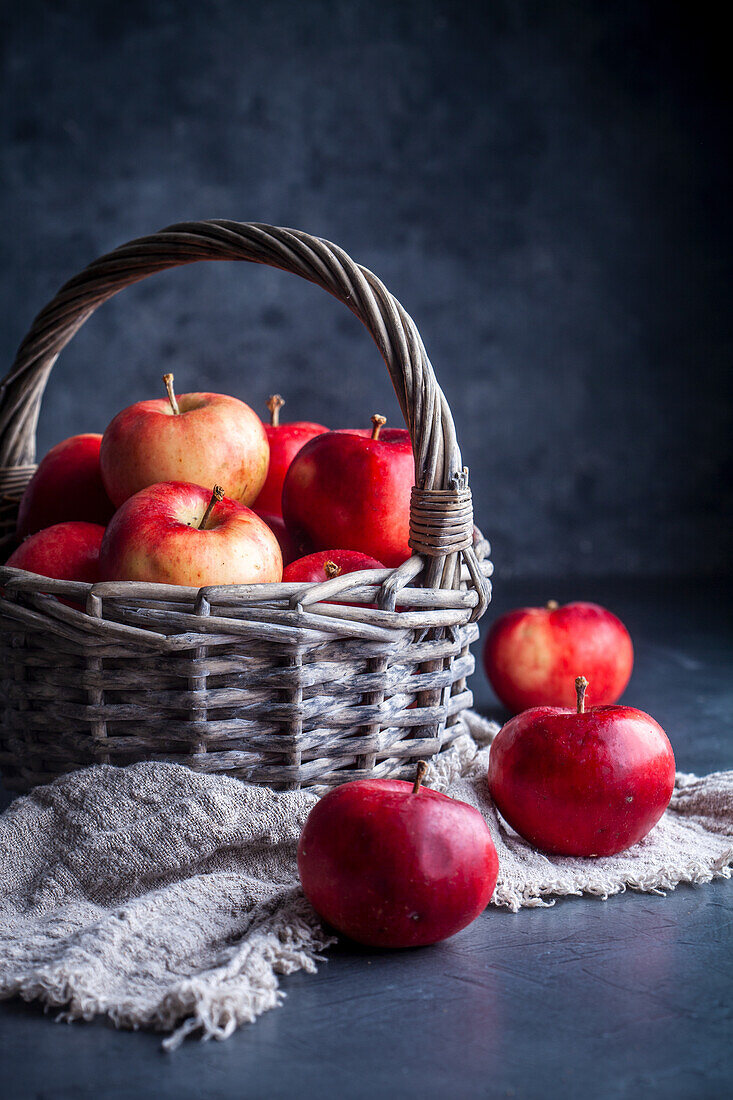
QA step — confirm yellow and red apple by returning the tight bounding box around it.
[98,481,282,586]
[100,374,269,508]
[483,600,634,713]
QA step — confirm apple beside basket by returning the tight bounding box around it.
[0,221,492,793]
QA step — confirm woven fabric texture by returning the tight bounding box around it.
[1,711,731,1049]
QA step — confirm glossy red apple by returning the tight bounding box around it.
[487,676,675,856]
[254,510,299,567]
[6,522,105,587]
[16,434,115,538]
[282,414,415,568]
[298,762,499,948]
[100,373,269,508]
[253,394,327,517]
[98,482,282,586]
[282,548,384,584]
[483,600,633,713]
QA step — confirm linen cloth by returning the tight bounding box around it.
[0,711,731,1049]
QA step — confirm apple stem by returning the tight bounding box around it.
[371,414,386,441]
[412,760,428,794]
[266,394,285,427]
[575,676,589,714]
[199,485,225,530]
[323,560,342,579]
[546,600,559,611]
[162,373,180,415]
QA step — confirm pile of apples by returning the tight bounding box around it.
[298,603,676,949]
[6,375,416,590]
[7,377,679,953]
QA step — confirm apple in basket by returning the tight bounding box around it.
[487,676,675,856]
[483,600,634,714]
[298,762,499,947]
[283,548,385,608]
[6,521,105,587]
[283,549,384,584]
[254,510,299,567]
[253,394,327,517]
[16,434,115,538]
[98,481,282,585]
[100,373,269,508]
[282,414,415,568]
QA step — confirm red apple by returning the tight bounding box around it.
[16,434,115,538]
[254,510,299,567]
[100,373,269,508]
[487,676,675,856]
[298,762,499,948]
[6,522,105,588]
[282,548,384,584]
[253,394,327,517]
[283,548,385,608]
[483,600,633,713]
[98,482,282,586]
[282,414,415,568]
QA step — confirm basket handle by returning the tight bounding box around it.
[0,221,486,609]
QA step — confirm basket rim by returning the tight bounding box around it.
[0,533,492,618]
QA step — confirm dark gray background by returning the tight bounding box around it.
[1,0,731,579]
[1,12,732,1093]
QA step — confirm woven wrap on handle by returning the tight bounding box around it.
[0,221,488,614]
[409,482,474,556]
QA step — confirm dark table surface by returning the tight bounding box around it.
[1,576,731,1100]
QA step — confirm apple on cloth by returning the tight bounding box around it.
[282,414,415,568]
[298,761,499,948]
[1,706,731,1048]
[16,433,115,538]
[483,599,634,713]
[253,393,327,517]
[487,675,676,856]
[100,373,269,508]
[99,481,282,586]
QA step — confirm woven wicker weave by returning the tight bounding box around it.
[0,221,491,792]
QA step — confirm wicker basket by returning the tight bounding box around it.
[0,221,491,793]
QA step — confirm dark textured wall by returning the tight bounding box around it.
[1,0,731,578]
